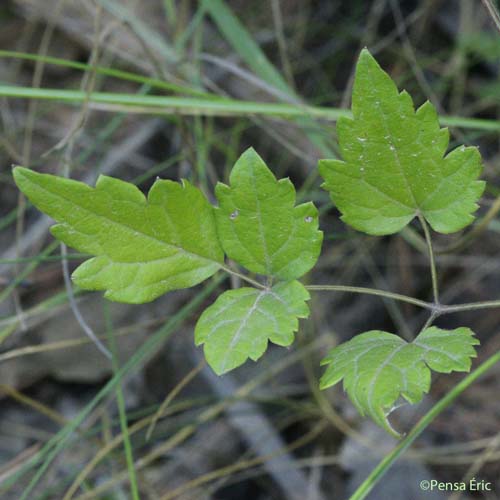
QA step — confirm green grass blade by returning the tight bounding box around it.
[349,349,500,500]
[94,0,178,63]
[202,0,334,155]
[0,50,210,98]
[202,0,290,95]
[0,241,59,305]
[1,85,498,130]
[0,276,224,499]
[104,303,140,500]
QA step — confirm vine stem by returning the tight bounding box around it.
[440,299,500,313]
[419,215,439,305]
[349,348,500,500]
[305,285,432,310]
[220,272,500,314]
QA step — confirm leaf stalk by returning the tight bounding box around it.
[419,215,440,305]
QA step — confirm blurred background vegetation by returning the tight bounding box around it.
[1,1,500,498]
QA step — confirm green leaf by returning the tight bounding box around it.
[13,167,224,303]
[195,280,310,374]
[319,49,484,235]
[215,148,323,280]
[320,327,479,437]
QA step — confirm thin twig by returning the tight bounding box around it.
[271,0,295,88]
[58,3,111,360]
[145,359,206,441]
[437,195,500,254]
[60,244,111,359]
[481,0,500,34]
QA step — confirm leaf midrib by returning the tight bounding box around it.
[28,176,222,267]
[220,288,270,372]
[366,343,407,420]
[249,165,271,274]
[365,63,419,212]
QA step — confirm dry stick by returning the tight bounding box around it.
[217,447,500,495]
[450,431,500,500]
[481,0,500,34]
[43,6,114,156]
[8,7,499,492]
[73,426,196,500]
[60,250,110,359]
[271,0,295,89]
[340,0,388,109]
[403,196,500,256]
[0,444,42,485]
[0,317,162,363]
[389,0,458,132]
[1,121,164,275]
[14,0,68,332]
[58,3,111,360]
[192,349,325,500]
[145,359,206,441]
[202,411,318,497]
[437,195,500,254]
[61,399,200,500]
[0,384,68,427]
[359,244,412,340]
[64,338,327,499]
[199,69,315,163]
[159,421,328,500]
[300,325,374,448]
[0,136,23,163]
[199,54,299,105]
[446,0,472,115]
[220,446,500,490]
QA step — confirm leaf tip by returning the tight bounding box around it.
[230,146,270,182]
[12,165,31,184]
[318,379,328,390]
[358,47,378,67]
[12,164,25,173]
[384,422,404,440]
[376,405,405,439]
[240,146,260,161]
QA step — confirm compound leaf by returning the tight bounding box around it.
[195,280,309,374]
[215,148,323,280]
[13,167,224,303]
[319,49,484,235]
[320,326,479,437]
